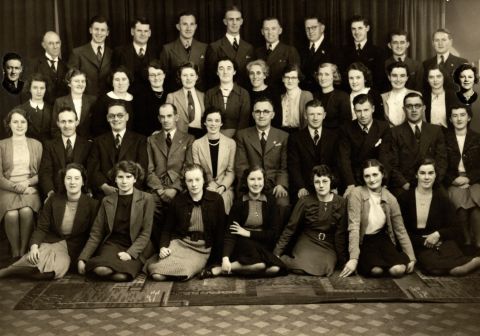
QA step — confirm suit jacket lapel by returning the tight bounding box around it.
[190,39,203,62]
[172,39,186,61]
[118,131,132,160]
[199,136,213,175]
[220,37,236,60]
[264,128,278,154]
[169,131,185,157]
[300,128,316,158]
[249,128,263,155]
[104,195,116,232]
[129,189,140,235]
[53,137,66,167]
[175,90,188,115]
[52,197,66,235]
[83,44,100,69]
[268,43,283,63]
[70,195,88,235]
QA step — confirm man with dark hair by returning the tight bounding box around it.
[88,101,148,198]
[2,52,24,95]
[206,6,254,89]
[300,16,334,93]
[39,107,91,199]
[31,31,69,105]
[254,17,300,92]
[384,30,423,92]
[388,92,447,196]
[68,15,112,96]
[341,15,386,92]
[422,28,468,91]
[146,103,194,248]
[112,17,159,93]
[159,12,207,92]
[338,93,390,196]
[288,99,338,200]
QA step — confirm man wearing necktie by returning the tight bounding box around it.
[68,15,112,96]
[206,6,254,88]
[338,93,391,197]
[112,17,159,94]
[288,99,339,201]
[254,17,300,93]
[422,28,467,92]
[88,101,148,198]
[31,31,69,105]
[300,16,334,93]
[388,92,447,197]
[145,103,194,248]
[39,107,92,200]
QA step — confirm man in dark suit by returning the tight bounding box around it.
[388,92,447,197]
[112,17,159,94]
[206,6,253,89]
[88,101,148,198]
[422,28,468,91]
[39,107,91,199]
[288,99,338,200]
[146,103,194,247]
[384,30,423,92]
[300,16,334,93]
[338,93,390,196]
[341,15,386,92]
[31,31,69,105]
[254,17,300,92]
[1,52,25,139]
[235,97,289,207]
[159,12,208,92]
[68,15,112,96]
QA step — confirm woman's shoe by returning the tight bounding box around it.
[198,267,214,279]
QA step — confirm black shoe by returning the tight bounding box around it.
[198,267,214,279]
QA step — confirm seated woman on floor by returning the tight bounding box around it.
[399,158,480,276]
[339,159,416,278]
[0,163,98,279]
[273,165,348,276]
[77,161,154,282]
[146,163,226,281]
[204,166,284,277]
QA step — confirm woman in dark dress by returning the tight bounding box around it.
[453,63,480,133]
[78,161,154,281]
[399,158,480,275]
[205,166,284,277]
[274,165,348,276]
[147,163,226,281]
[444,105,480,252]
[0,163,98,279]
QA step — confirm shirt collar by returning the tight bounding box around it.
[242,193,268,202]
[358,120,373,131]
[308,126,322,138]
[256,127,271,138]
[165,129,176,139]
[45,52,59,62]
[355,39,367,50]
[62,133,77,147]
[113,129,127,139]
[133,42,147,54]
[408,120,422,131]
[267,41,280,50]
[29,100,44,110]
[225,33,240,45]
[437,52,450,63]
[310,35,324,51]
[91,41,105,52]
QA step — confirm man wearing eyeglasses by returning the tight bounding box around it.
[88,101,148,198]
[387,92,447,197]
[235,97,289,209]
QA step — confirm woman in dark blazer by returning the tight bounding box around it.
[78,161,154,281]
[0,163,98,279]
[52,68,96,139]
[399,158,480,275]
[147,163,226,281]
[444,105,480,251]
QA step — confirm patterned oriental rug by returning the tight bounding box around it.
[14,271,480,310]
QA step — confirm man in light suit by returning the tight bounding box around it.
[254,17,300,92]
[422,28,467,91]
[288,99,338,200]
[235,97,289,207]
[338,93,391,196]
[206,6,253,89]
[387,92,447,197]
[384,30,423,92]
[146,103,194,248]
[68,15,112,96]
[300,16,334,93]
[31,31,69,105]
[39,107,91,199]
[159,12,208,92]
[88,101,148,198]
[112,17,159,94]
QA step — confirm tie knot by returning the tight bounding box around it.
[357,43,361,50]
[97,46,102,53]
[167,132,171,139]
[139,47,144,56]
[262,131,266,138]
[363,126,369,133]
[67,138,72,145]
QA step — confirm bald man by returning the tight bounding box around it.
[31,31,69,104]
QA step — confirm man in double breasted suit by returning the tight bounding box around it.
[235,97,289,207]
[422,28,467,92]
[31,31,69,105]
[39,107,92,199]
[146,103,194,247]
[68,15,112,96]
[288,99,338,200]
[388,92,447,197]
[159,12,208,92]
[254,17,301,92]
[338,93,391,196]
[206,6,254,89]
[88,101,148,198]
